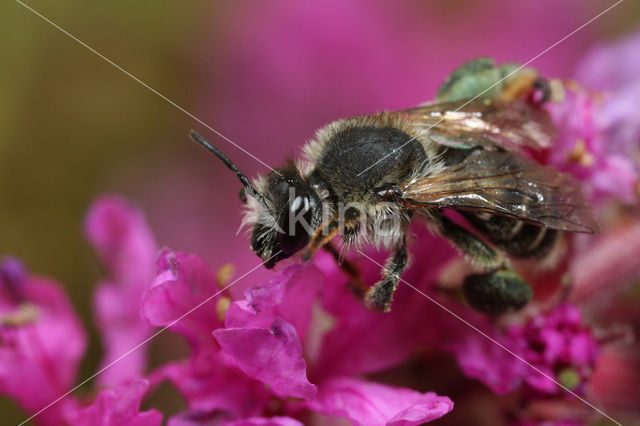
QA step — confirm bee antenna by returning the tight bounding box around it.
[189,130,266,204]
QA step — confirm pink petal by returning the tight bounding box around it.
[0,258,87,424]
[547,38,640,205]
[225,264,323,340]
[85,196,157,386]
[523,366,559,394]
[85,195,157,286]
[590,155,637,204]
[152,354,270,418]
[64,379,162,426]
[93,283,151,387]
[213,318,317,401]
[309,377,453,426]
[576,28,640,92]
[443,324,526,395]
[141,250,223,353]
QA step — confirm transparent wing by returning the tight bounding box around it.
[400,149,598,233]
[397,98,555,152]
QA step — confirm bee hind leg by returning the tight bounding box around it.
[435,213,505,270]
[435,213,532,313]
[463,270,532,314]
[364,240,408,312]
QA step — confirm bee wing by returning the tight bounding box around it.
[398,98,555,152]
[400,149,599,233]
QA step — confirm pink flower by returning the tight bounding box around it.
[85,195,158,387]
[142,250,273,419]
[0,257,87,425]
[141,250,223,354]
[547,29,640,204]
[214,318,317,401]
[219,255,454,425]
[64,379,162,426]
[443,302,599,397]
[0,198,164,425]
[439,305,527,395]
[143,247,453,425]
[575,29,640,93]
[309,377,453,426]
[508,304,599,396]
[546,85,639,203]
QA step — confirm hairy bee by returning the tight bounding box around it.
[191,58,598,314]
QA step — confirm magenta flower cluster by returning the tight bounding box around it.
[1,28,639,426]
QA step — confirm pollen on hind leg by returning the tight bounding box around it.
[463,269,532,314]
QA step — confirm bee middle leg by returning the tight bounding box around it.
[434,212,532,313]
[364,239,408,312]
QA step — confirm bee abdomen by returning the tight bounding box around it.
[463,213,558,259]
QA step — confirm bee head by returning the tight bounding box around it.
[189,131,321,269]
[247,162,322,268]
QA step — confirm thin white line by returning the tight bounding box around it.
[13,0,277,174]
[357,0,624,177]
[17,253,280,426]
[357,250,623,426]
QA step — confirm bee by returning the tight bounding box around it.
[190,58,598,314]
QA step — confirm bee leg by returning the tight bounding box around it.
[364,240,407,312]
[322,243,367,298]
[434,213,532,313]
[435,213,505,270]
[463,269,532,314]
[305,207,363,260]
[304,214,340,261]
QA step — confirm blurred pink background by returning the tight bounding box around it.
[1,0,639,423]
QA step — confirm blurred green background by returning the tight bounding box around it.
[2,0,639,423]
[1,1,212,421]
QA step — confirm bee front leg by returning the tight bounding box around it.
[304,214,340,261]
[305,207,362,260]
[364,240,408,312]
[434,212,532,313]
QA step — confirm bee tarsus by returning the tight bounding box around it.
[364,239,408,313]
